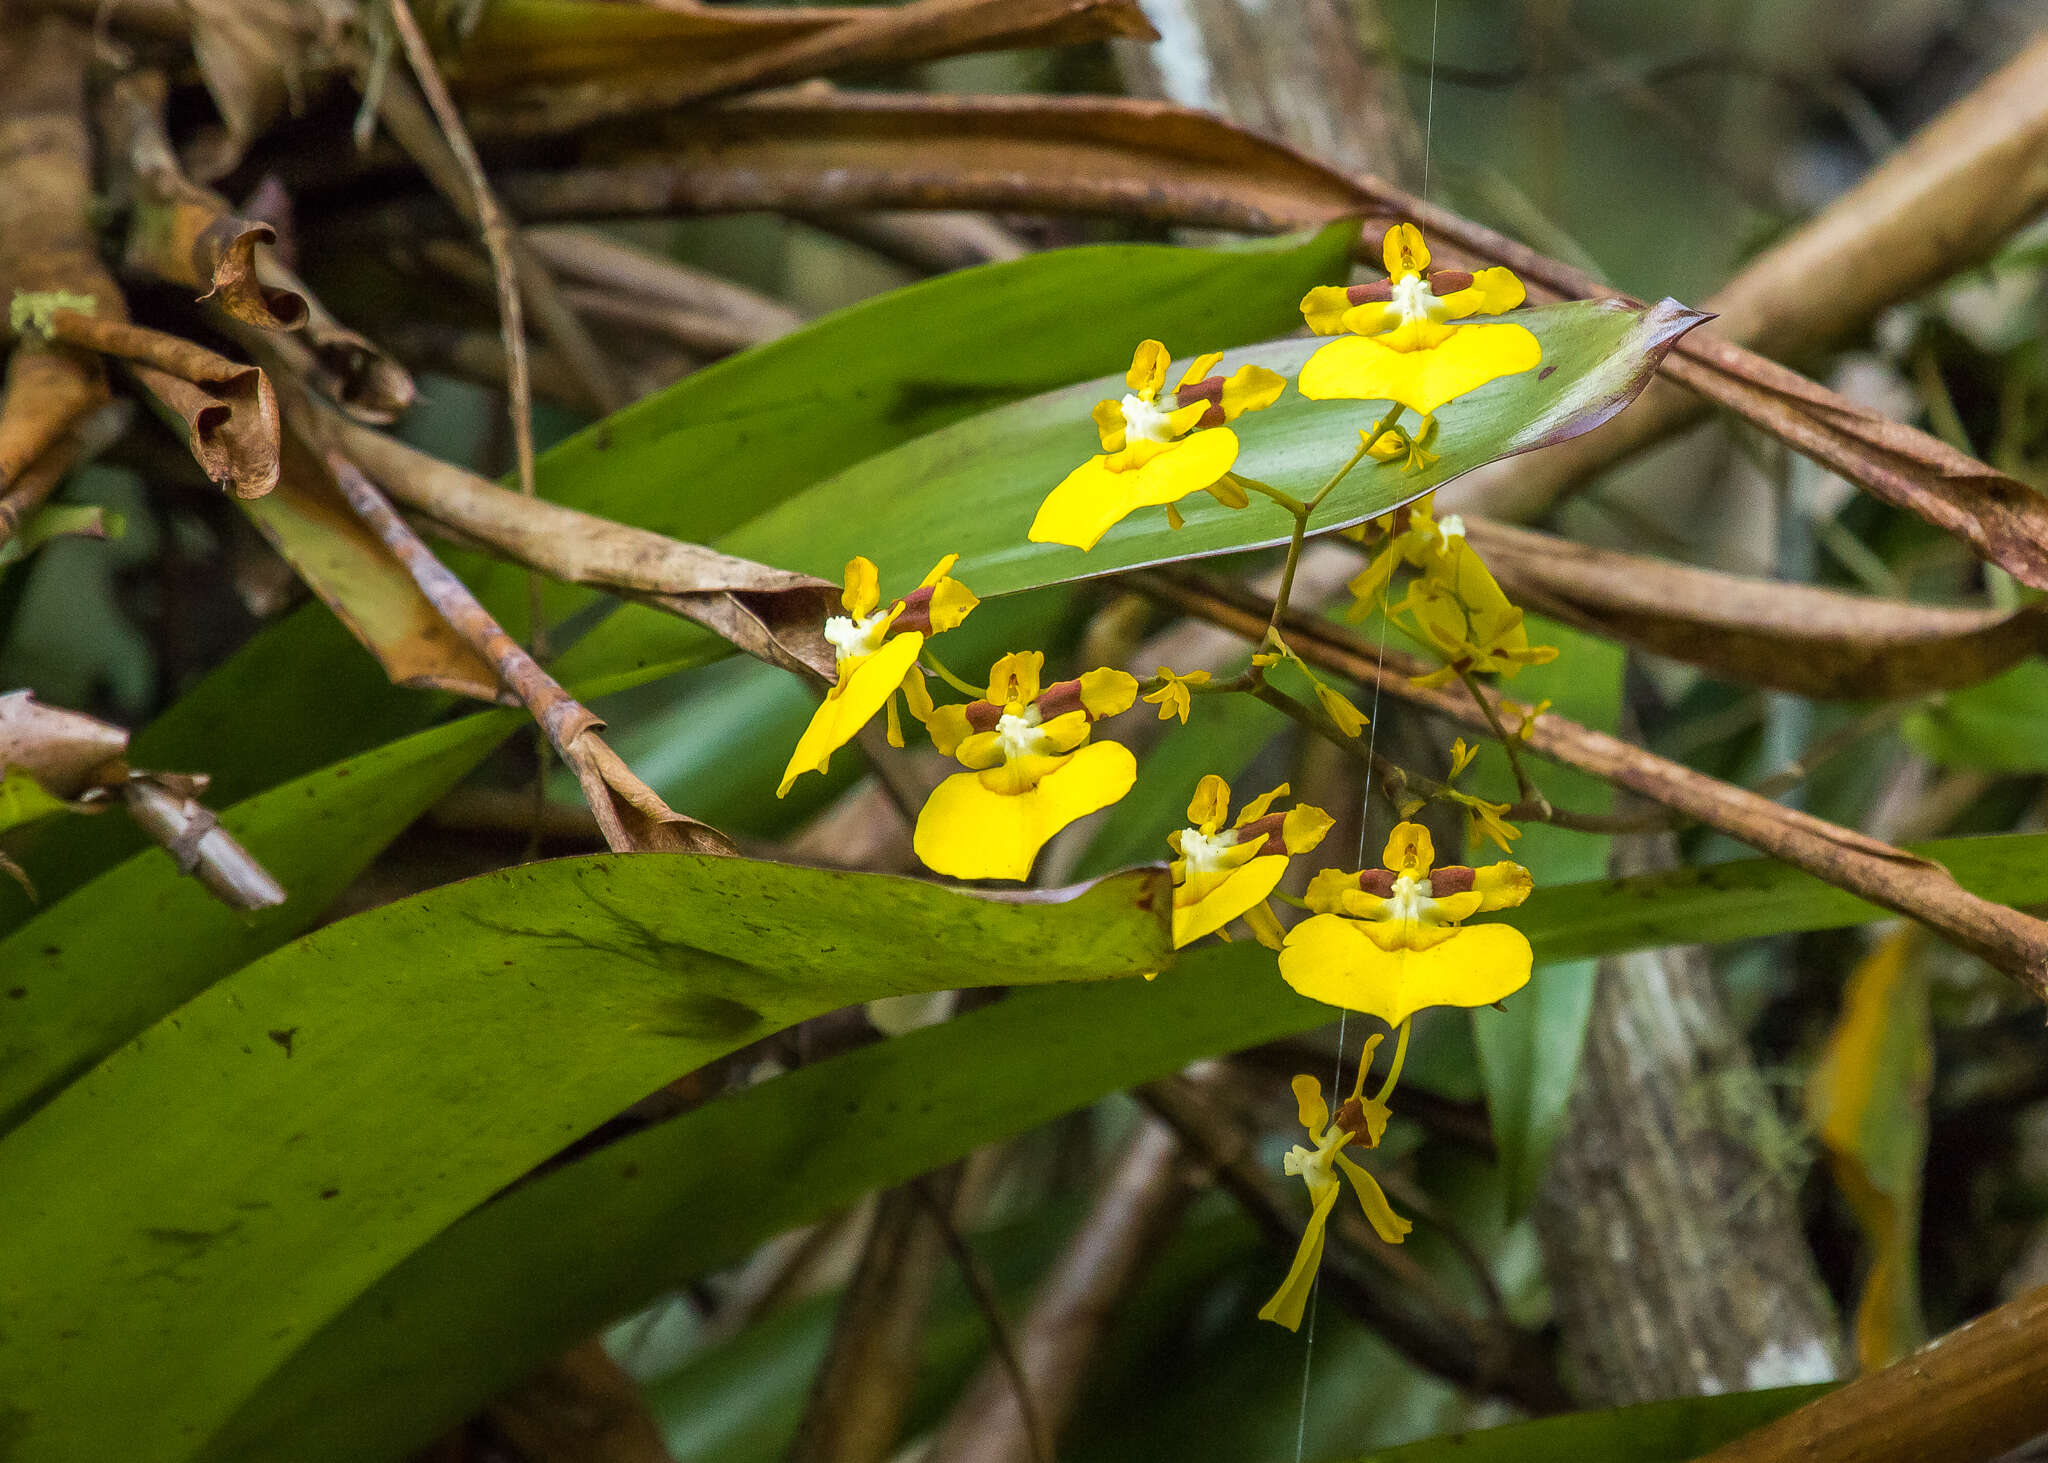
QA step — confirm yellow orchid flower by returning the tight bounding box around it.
[1279,822,1533,1028]
[1298,223,1540,417]
[915,651,1140,880]
[1344,491,1488,619]
[1167,775,1333,949]
[1142,665,1212,724]
[1394,576,1560,688]
[1030,340,1285,551]
[779,555,979,797]
[1259,1050,1412,1331]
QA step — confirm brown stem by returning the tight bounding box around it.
[1139,570,2048,999]
[119,776,287,913]
[1137,1068,1569,1414]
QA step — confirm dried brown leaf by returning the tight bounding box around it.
[1465,518,2048,700]
[565,731,738,857]
[178,0,345,180]
[499,91,1363,233]
[0,344,105,494]
[455,0,1155,138]
[0,690,127,797]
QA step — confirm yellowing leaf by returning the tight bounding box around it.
[1806,926,1931,1369]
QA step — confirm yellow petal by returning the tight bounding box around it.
[1339,300,1398,338]
[1179,350,1224,388]
[901,665,934,722]
[1282,803,1335,854]
[1298,324,1542,415]
[1278,915,1533,1027]
[1258,1183,1341,1331]
[1243,901,1286,950]
[925,576,979,634]
[1314,680,1369,737]
[1474,861,1532,911]
[985,650,1044,707]
[1304,867,1360,914]
[1079,666,1140,718]
[777,632,924,796]
[1362,426,1407,462]
[1165,400,1211,438]
[1382,222,1429,278]
[1334,1154,1413,1243]
[842,556,880,617]
[1300,284,1353,336]
[925,702,973,758]
[1128,339,1170,396]
[913,740,1137,881]
[918,553,961,589]
[1430,890,1486,923]
[1145,682,1192,723]
[1092,398,1127,453]
[1383,821,1434,875]
[1292,1072,1329,1131]
[1188,773,1231,832]
[1028,432,1240,551]
[1203,475,1249,510]
[978,750,1071,795]
[1439,265,1525,319]
[1345,546,1400,618]
[1036,708,1094,756]
[1221,363,1286,419]
[1234,782,1287,826]
[1172,854,1288,947]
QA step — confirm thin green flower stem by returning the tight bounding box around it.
[920,647,984,699]
[1248,681,1409,818]
[1455,665,1551,818]
[1260,426,1386,654]
[1373,1018,1412,1106]
[1225,472,1309,517]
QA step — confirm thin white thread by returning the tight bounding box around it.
[1296,0,1434,1450]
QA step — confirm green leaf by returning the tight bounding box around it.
[714,299,1702,601]
[487,224,1362,626]
[1904,659,2048,771]
[0,858,1170,1463]
[196,830,2042,1463]
[1342,1384,1829,1462]
[0,768,69,835]
[1469,617,1622,1215]
[0,711,517,1132]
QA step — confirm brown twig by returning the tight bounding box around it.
[119,774,287,912]
[1137,1068,1569,1413]
[1138,570,2048,1000]
[324,449,733,856]
[0,433,81,551]
[925,1118,1196,1463]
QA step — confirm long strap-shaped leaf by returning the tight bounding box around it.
[196,830,2048,1463]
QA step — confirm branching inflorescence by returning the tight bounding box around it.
[777,223,1565,1328]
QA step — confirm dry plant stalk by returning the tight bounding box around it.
[0,433,82,552]
[485,1339,678,1463]
[326,451,734,857]
[0,17,115,492]
[1138,571,2048,1000]
[325,412,837,679]
[1465,517,2048,700]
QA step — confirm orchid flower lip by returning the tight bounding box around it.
[823,609,890,665]
[993,706,1054,761]
[1176,825,1240,875]
[1389,272,1447,328]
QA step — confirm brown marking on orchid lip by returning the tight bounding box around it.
[1034,677,1086,719]
[1175,375,1228,428]
[892,583,936,634]
[1427,269,1475,295]
[1346,280,1394,305]
[1356,869,1397,897]
[1234,812,1287,847]
[964,701,1002,733]
[1334,1097,1368,1137]
[1429,866,1476,895]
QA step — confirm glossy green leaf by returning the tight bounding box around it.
[1904,659,2048,771]
[197,830,2045,1463]
[0,858,1169,1463]
[0,711,517,1132]
[1469,617,1621,1215]
[1345,1384,1829,1462]
[716,299,1703,600]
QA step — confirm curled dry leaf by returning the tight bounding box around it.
[178,0,348,181]
[0,346,104,495]
[0,689,127,798]
[328,412,838,679]
[498,92,1364,234]
[454,0,1156,139]
[1465,518,2048,700]
[1142,571,2048,1001]
[39,309,281,499]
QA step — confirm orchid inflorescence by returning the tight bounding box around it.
[777,223,1563,1330]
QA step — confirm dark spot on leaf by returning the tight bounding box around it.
[41,946,59,957]
[268,1028,298,1057]
[643,992,763,1041]
[6,988,23,1000]
[1538,365,1557,379]
[622,1163,640,1179]
[593,425,613,450]
[320,1187,340,1199]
